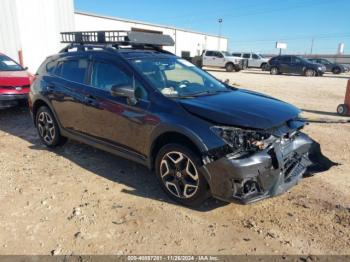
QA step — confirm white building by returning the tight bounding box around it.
[0,0,228,73]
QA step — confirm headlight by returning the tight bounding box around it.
[318,66,323,70]
[210,126,274,156]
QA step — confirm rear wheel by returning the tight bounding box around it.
[337,104,348,116]
[35,106,66,147]
[270,67,279,75]
[155,144,210,207]
[304,69,316,77]
[225,63,234,72]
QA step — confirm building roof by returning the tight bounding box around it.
[75,11,228,40]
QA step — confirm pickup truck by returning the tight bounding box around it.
[192,50,247,72]
[232,52,269,69]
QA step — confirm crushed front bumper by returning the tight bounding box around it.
[201,132,313,204]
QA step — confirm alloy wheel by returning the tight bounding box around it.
[37,112,56,144]
[160,151,199,199]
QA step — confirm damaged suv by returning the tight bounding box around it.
[30,31,321,206]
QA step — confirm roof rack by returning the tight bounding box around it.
[60,31,175,47]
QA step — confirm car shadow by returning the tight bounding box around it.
[302,109,341,117]
[0,106,228,211]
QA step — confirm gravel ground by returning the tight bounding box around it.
[0,69,349,255]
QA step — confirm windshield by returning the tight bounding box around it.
[131,57,229,98]
[257,53,265,58]
[296,56,311,63]
[0,55,23,71]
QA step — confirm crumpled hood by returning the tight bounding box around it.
[179,89,301,130]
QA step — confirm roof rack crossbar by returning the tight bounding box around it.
[60,31,175,47]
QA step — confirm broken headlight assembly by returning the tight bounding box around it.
[210,126,275,158]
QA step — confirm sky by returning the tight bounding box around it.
[74,0,350,54]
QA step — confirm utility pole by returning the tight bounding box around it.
[310,38,314,55]
[218,18,223,50]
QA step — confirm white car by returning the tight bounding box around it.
[201,50,247,72]
[232,52,269,69]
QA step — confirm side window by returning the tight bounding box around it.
[92,62,131,91]
[280,56,291,63]
[205,51,214,57]
[46,61,57,74]
[91,62,148,100]
[292,57,301,63]
[243,53,251,59]
[215,52,224,58]
[232,53,241,57]
[252,54,259,59]
[58,59,88,83]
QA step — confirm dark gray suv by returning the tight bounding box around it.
[267,55,326,76]
[29,31,327,207]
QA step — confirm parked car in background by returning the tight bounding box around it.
[232,52,269,69]
[307,58,349,74]
[266,55,326,77]
[0,53,32,109]
[192,50,247,72]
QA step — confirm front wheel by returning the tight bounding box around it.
[304,69,316,77]
[270,67,279,75]
[155,144,210,207]
[36,106,66,147]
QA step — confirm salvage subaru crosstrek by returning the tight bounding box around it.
[29,31,320,206]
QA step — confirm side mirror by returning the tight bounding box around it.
[110,85,137,105]
[23,66,28,70]
[224,79,230,84]
[110,85,134,98]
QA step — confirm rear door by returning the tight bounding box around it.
[45,57,88,134]
[279,56,292,73]
[243,53,252,67]
[203,51,216,67]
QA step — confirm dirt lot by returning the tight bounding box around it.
[0,69,349,255]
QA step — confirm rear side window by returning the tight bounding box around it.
[205,51,214,56]
[232,53,241,57]
[56,59,88,83]
[243,53,251,59]
[280,56,291,63]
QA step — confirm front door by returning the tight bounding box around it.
[82,59,152,158]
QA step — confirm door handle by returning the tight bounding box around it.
[85,95,97,105]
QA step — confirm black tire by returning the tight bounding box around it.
[332,67,341,74]
[35,106,66,147]
[155,144,210,207]
[225,63,234,72]
[270,67,279,75]
[337,104,348,116]
[260,63,267,70]
[234,67,241,72]
[304,68,316,77]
